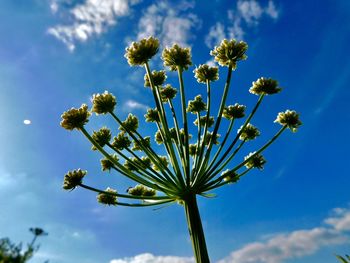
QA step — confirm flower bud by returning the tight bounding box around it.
[145,108,160,123]
[244,152,266,170]
[91,127,111,150]
[194,64,219,83]
[189,144,198,156]
[125,37,159,66]
[194,116,215,127]
[274,110,302,132]
[97,187,117,205]
[63,169,87,190]
[132,136,151,151]
[155,130,164,145]
[238,123,260,141]
[187,95,207,114]
[203,132,220,146]
[221,169,239,183]
[160,84,177,102]
[162,44,192,71]
[127,184,156,197]
[60,104,90,131]
[152,156,169,171]
[249,78,282,95]
[144,70,166,87]
[222,104,246,120]
[112,132,131,150]
[100,154,119,172]
[91,91,116,114]
[119,114,139,132]
[210,39,248,69]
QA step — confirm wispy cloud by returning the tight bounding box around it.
[110,253,194,263]
[123,100,148,111]
[205,0,279,47]
[48,0,141,51]
[135,0,201,47]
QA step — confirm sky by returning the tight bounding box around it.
[0,0,350,262]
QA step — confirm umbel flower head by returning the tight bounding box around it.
[128,184,156,197]
[222,104,246,120]
[203,132,220,146]
[132,136,151,151]
[244,152,266,170]
[187,95,207,114]
[60,104,90,131]
[144,70,167,87]
[210,39,248,69]
[63,169,87,190]
[249,78,282,96]
[238,123,260,141]
[125,37,159,66]
[91,127,111,150]
[194,64,219,83]
[274,110,302,132]
[152,156,169,171]
[112,132,131,150]
[145,108,160,123]
[162,44,192,71]
[189,144,198,156]
[160,84,177,102]
[97,187,118,206]
[100,154,119,172]
[222,169,239,183]
[91,91,116,114]
[119,114,139,132]
[194,116,215,127]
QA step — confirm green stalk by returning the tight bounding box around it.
[191,112,202,180]
[178,66,190,184]
[109,111,180,187]
[145,62,185,188]
[80,183,174,200]
[202,167,252,192]
[193,80,211,183]
[168,99,187,172]
[202,94,265,181]
[206,119,234,174]
[107,142,176,190]
[204,125,287,189]
[184,194,210,263]
[197,65,233,177]
[80,127,160,190]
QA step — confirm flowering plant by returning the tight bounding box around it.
[61,37,301,262]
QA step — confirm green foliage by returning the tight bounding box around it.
[0,228,47,263]
[336,254,350,263]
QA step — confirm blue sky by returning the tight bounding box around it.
[0,0,350,262]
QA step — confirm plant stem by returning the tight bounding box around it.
[184,194,210,263]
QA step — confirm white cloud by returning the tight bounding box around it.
[124,100,148,111]
[325,207,350,232]
[205,22,226,48]
[136,1,200,47]
[205,0,279,47]
[23,119,31,125]
[110,253,194,263]
[109,206,350,263]
[218,206,350,263]
[218,228,346,263]
[237,0,263,25]
[48,0,141,51]
[266,0,279,19]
